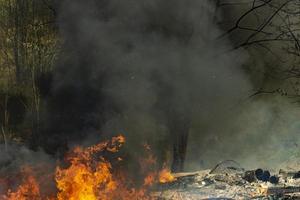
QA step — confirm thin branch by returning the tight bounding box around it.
[245,0,293,44]
[219,0,273,38]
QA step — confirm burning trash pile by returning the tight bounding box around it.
[0,135,175,200]
[3,137,300,200]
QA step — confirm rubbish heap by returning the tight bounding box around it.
[154,160,300,200]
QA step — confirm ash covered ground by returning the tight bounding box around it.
[154,160,300,200]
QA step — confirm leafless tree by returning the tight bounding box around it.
[218,0,300,97]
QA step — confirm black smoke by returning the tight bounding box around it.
[41,0,251,170]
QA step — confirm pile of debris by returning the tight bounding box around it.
[154,160,300,200]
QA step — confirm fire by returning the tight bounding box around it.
[144,173,156,187]
[56,159,116,200]
[54,135,163,200]
[55,135,122,200]
[159,168,176,184]
[0,135,176,200]
[140,144,175,185]
[3,167,41,200]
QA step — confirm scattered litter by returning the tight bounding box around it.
[154,161,300,199]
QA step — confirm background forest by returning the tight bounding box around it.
[0,0,57,147]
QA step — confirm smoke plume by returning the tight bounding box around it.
[43,0,253,169]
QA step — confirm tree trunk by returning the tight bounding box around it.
[169,113,191,173]
[13,0,21,83]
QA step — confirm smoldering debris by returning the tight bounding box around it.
[154,161,300,200]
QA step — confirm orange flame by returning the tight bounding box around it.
[1,135,176,200]
[159,168,176,184]
[3,167,41,200]
[55,135,156,200]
